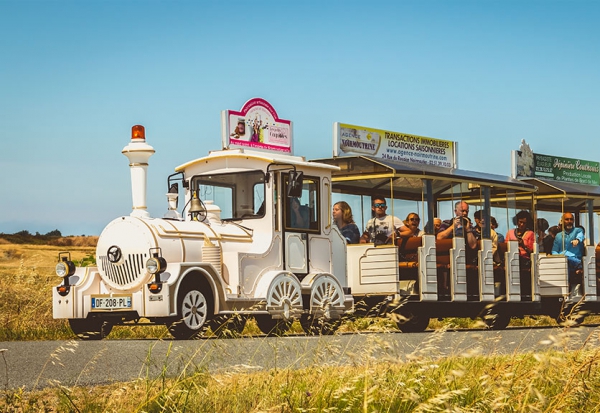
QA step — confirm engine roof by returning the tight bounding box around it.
[175,148,339,175]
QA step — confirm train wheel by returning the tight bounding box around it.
[299,314,341,336]
[310,275,345,319]
[265,273,303,320]
[68,318,113,340]
[482,312,511,330]
[168,286,213,340]
[254,315,292,336]
[396,313,429,333]
[210,314,247,337]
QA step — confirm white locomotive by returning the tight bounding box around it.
[53,125,353,339]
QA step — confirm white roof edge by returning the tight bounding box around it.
[175,148,339,172]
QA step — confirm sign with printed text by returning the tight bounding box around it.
[333,123,456,168]
[514,142,600,185]
[222,98,292,154]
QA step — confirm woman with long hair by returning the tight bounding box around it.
[401,212,424,237]
[506,210,535,261]
[333,201,360,244]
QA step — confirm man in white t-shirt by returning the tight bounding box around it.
[360,197,406,244]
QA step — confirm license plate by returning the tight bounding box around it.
[91,295,132,311]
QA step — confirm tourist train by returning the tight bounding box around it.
[52,99,600,339]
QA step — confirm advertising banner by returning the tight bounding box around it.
[222,98,292,154]
[333,122,455,168]
[514,141,600,185]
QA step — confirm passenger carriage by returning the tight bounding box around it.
[314,124,600,331]
[316,154,541,331]
[513,143,600,324]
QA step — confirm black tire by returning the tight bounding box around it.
[254,315,292,336]
[68,318,113,340]
[209,314,247,338]
[396,314,429,333]
[482,312,511,330]
[299,314,340,336]
[168,284,213,340]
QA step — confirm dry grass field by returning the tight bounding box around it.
[0,240,174,341]
[0,240,589,342]
[0,241,96,341]
[2,242,600,411]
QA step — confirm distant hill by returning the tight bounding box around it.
[0,230,98,247]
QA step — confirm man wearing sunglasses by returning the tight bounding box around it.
[360,196,405,245]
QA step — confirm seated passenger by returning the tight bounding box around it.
[400,213,424,238]
[472,210,498,254]
[552,212,584,287]
[506,210,535,300]
[438,201,469,239]
[536,218,549,249]
[332,201,360,244]
[360,196,404,245]
[491,216,504,243]
[437,201,477,249]
[543,225,560,255]
[505,210,535,268]
[433,217,442,235]
[290,197,309,229]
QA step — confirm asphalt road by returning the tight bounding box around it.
[2,326,599,391]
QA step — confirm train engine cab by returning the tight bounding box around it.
[53,125,352,339]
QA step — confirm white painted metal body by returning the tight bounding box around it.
[53,146,352,327]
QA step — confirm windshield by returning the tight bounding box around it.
[193,170,265,220]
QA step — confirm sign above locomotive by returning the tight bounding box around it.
[222,98,293,154]
[333,122,457,169]
[513,140,600,186]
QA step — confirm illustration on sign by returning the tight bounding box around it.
[334,123,455,168]
[515,140,600,185]
[222,98,292,154]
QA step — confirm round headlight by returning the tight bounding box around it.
[146,257,160,274]
[146,256,167,275]
[56,262,68,277]
[56,260,75,277]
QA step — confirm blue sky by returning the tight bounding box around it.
[1,0,599,236]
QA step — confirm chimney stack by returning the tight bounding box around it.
[122,125,155,218]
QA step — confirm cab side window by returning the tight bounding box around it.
[285,176,319,231]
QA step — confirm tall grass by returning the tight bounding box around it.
[2,243,600,411]
[3,329,600,412]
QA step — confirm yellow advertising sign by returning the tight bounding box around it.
[334,123,455,168]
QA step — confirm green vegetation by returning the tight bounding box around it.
[0,230,98,247]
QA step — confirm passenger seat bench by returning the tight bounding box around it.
[435,238,453,269]
[436,238,453,296]
[397,236,422,269]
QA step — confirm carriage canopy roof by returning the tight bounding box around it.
[313,156,537,202]
[520,178,600,213]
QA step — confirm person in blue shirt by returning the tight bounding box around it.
[552,212,585,287]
